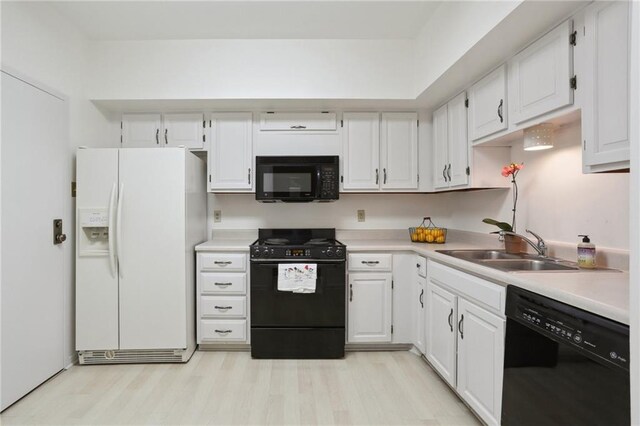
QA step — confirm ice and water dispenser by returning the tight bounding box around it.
[78,208,110,255]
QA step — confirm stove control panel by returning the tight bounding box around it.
[250,245,346,260]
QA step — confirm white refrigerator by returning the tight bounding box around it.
[75,148,206,364]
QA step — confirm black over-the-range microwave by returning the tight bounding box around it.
[255,156,339,202]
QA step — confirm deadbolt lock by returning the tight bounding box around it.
[53,219,67,245]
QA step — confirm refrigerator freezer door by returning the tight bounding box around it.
[76,149,120,350]
[118,149,187,350]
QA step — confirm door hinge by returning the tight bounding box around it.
[120,135,123,144]
[570,30,577,46]
[209,175,211,183]
[120,121,123,129]
[341,175,344,183]
[464,98,469,108]
[570,76,577,90]
[466,166,470,176]
[209,120,212,127]
[203,134,205,142]
[340,119,343,127]
[392,280,394,290]
[391,325,394,334]
[203,120,206,128]
[417,174,419,183]
[417,119,419,127]
[71,181,76,198]
[583,140,586,151]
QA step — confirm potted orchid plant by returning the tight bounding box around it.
[482,162,524,253]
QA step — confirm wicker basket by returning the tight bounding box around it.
[409,217,447,244]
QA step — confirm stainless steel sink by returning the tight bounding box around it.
[436,249,582,272]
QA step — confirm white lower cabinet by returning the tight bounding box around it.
[425,260,505,426]
[347,272,392,343]
[196,251,250,345]
[414,275,426,354]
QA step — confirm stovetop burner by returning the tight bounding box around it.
[251,228,345,260]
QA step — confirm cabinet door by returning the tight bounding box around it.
[468,65,508,141]
[209,112,253,191]
[342,112,380,190]
[380,112,418,190]
[447,92,469,188]
[509,20,574,125]
[347,273,392,343]
[432,104,449,190]
[456,298,505,426]
[582,1,630,171]
[163,113,205,149]
[415,276,426,354]
[425,280,457,387]
[121,113,162,147]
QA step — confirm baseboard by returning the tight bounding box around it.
[345,343,413,351]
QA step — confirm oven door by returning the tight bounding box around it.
[255,163,320,202]
[250,260,345,327]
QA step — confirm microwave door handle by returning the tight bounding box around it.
[317,169,322,197]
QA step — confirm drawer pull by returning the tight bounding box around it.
[214,329,232,334]
[214,306,233,310]
[214,261,233,266]
[214,282,233,287]
[361,261,380,265]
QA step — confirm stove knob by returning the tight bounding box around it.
[326,248,334,257]
[335,248,343,257]
[262,249,270,258]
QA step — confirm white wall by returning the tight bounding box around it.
[414,1,521,96]
[87,39,415,101]
[426,121,629,250]
[1,2,117,367]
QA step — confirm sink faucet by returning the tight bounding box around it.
[499,229,548,257]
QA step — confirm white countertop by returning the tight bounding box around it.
[196,232,630,324]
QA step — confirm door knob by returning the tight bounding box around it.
[55,233,67,244]
[53,219,66,245]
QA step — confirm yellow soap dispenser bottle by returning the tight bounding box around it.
[577,235,596,269]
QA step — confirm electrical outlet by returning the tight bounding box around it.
[357,210,365,222]
[213,210,222,223]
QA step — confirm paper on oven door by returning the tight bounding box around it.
[277,263,317,293]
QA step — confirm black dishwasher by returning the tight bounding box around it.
[502,286,629,426]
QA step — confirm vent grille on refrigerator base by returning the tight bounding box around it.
[78,349,188,365]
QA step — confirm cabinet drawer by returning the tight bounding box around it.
[428,260,505,315]
[348,253,392,271]
[259,112,337,131]
[416,256,427,278]
[200,273,246,294]
[201,296,246,318]
[200,319,247,342]
[199,253,246,272]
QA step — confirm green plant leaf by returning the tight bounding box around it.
[482,218,513,231]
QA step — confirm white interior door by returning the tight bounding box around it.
[118,148,187,349]
[1,71,66,410]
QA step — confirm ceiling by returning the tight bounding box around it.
[50,1,441,41]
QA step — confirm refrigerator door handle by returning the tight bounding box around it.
[116,183,124,279]
[108,183,117,278]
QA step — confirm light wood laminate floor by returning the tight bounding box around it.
[1,351,480,425]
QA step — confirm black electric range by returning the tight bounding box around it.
[250,228,346,359]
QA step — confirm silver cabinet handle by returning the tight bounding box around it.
[155,129,159,144]
[349,284,353,302]
[443,165,448,182]
[498,99,504,123]
[419,289,424,308]
[448,308,453,332]
[248,168,251,184]
[214,261,232,266]
[164,128,168,144]
[214,329,232,334]
[447,164,452,181]
[361,261,380,265]
[290,125,307,129]
[214,306,233,310]
[458,314,464,339]
[375,168,379,185]
[214,282,232,286]
[383,168,387,184]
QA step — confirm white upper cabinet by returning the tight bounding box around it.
[121,113,162,147]
[342,112,380,190]
[163,113,205,149]
[121,113,204,149]
[508,20,574,125]
[209,112,253,191]
[468,65,508,141]
[582,1,630,173]
[433,92,469,190]
[380,112,419,190]
[259,112,337,131]
[341,112,418,192]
